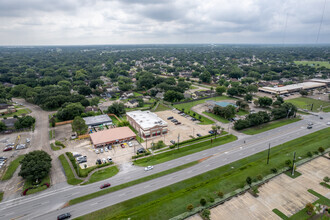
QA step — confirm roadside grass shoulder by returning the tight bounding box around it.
[0,191,3,202]
[50,143,61,151]
[75,128,330,220]
[241,118,301,135]
[1,155,25,180]
[69,161,199,205]
[23,175,50,195]
[134,135,237,167]
[203,111,229,123]
[58,155,83,185]
[82,166,119,185]
[285,97,330,112]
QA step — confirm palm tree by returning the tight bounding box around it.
[211,125,222,139]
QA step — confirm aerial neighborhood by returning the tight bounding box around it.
[0,45,329,220]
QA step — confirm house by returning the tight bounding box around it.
[85,106,99,113]
[2,118,18,128]
[125,99,139,108]
[184,92,192,99]
[155,92,164,99]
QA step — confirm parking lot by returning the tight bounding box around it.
[145,110,213,147]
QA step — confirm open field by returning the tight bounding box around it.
[153,103,171,112]
[134,134,237,166]
[174,96,236,125]
[203,111,230,123]
[1,155,24,180]
[241,118,301,135]
[294,61,330,69]
[82,166,119,185]
[285,97,330,112]
[75,128,330,220]
[0,108,30,118]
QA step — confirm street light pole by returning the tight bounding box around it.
[291,152,296,176]
[267,143,270,165]
[177,133,180,149]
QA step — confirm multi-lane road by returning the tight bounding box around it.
[0,113,329,220]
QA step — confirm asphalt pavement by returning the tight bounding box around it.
[0,113,329,220]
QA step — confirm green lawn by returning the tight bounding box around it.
[294,61,330,69]
[0,108,29,118]
[174,96,236,125]
[1,155,25,180]
[153,103,171,112]
[273,209,289,220]
[284,170,302,179]
[75,128,330,220]
[58,155,83,185]
[50,143,61,151]
[0,191,3,202]
[237,109,249,116]
[69,161,199,206]
[285,97,330,112]
[134,135,237,166]
[203,111,230,123]
[241,118,301,135]
[23,175,50,195]
[82,166,119,185]
[133,92,143,97]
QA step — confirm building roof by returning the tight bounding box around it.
[127,110,167,130]
[259,82,326,94]
[309,78,330,84]
[90,127,136,146]
[2,118,17,127]
[83,114,112,126]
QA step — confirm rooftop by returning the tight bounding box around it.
[83,114,112,126]
[260,82,326,94]
[127,110,167,130]
[90,127,136,146]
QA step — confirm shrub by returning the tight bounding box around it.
[209,197,214,203]
[187,204,194,211]
[323,176,330,183]
[246,176,252,186]
[256,174,263,181]
[200,198,207,206]
[270,168,278,174]
[169,145,176,149]
[318,147,325,153]
[313,151,319,155]
[55,140,66,148]
[307,151,313,157]
[201,209,210,220]
[285,160,292,167]
[217,191,224,198]
[305,203,314,215]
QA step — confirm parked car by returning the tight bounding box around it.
[95,149,100,154]
[6,143,14,147]
[26,138,31,143]
[196,133,202,137]
[0,156,7,161]
[3,146,13,152]
[170,140,176,145]
[307,125,313,129]
[175,122,181,125]
[208,130,215,134]
[102,158,107,163]
[72,152,82,157]
[167,116,174,120]
[107,156,112,162]
[104,147,108,152]
[16,144,26,150]
[108,145,112,150]
[144,165,154,171]
[57,213,71,220]
[320,117,323,119]
[128,142,133,147]
[96,159,102,165]
[78,159,87,164]
[100,183,111,189]
[137,148,146,154]
[171,119,178,123]
[100,148,104,153]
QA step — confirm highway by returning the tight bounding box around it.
[0,113,329,220]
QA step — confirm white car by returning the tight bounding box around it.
[107,156,112,162]
[104,147,108,152]
[102,158,107,163]
[327,122,330,126]
[26,138,31,143]
[144,165,154,171]
[128,142,133,147]
[95,149,100,154]
[100,148,104,153]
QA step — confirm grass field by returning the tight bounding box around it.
[50,143,61,151]
[0,108,29,118]
[82,166,119,185]
[0,191,3,202]
[294,61,330,69]
[134,135,237,166]
[58,155,83,185]
[23,175,50,195]
[75,128,330,220]
[241,118,301,135]
[1,155,25,180]
[203,111,230,123]
[153,103,171,112]
[174,96,236,125]
[69,161,199,205]
[285,97,330,112]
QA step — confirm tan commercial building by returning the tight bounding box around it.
[259,82,326,95]
[89,127,136,148]
[126,110,168,139]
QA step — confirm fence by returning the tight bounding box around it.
[55,120,73,126]
[172,95,219,105]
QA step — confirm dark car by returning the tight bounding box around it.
[57,213,71,220]
[307,125,313,129]
[196,133,202,137]
[96,159,102,165]
[208,130,215,134]
[3,146,13,152]
[175,122,181,125]
[167,116,174,120]
[100,183,111,189]
[320,117,323,119]
[137,148,146,154]
[171,119,177,123]
[120,143,125,148]
[170,140,176,145]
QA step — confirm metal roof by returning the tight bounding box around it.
[83,114,112,126]
[127,110,167,130]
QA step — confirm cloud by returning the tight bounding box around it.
[0,0,329,45]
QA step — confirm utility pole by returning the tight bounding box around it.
[311,103,314,111]
[291,152,296,176]
[146,136,148,150]
[286,107,292,118]
[177,133,180,149]
[193,128,194,137]
[267,143,271,165]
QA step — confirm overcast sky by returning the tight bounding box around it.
[0,0,329,45]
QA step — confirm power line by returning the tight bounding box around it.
[316,0,327,43]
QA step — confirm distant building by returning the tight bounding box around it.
[2,118,18,128]
[125,99,139,108]
[83,114,112,128]
[309,78,330,86]
[259,82,326,95]
[89,127,136,148]
[126,110,168,138]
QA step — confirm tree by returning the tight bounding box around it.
[244,94,253,102]
[19,150,52,183]
[0,121,6,131]
[216,86,226,96]
[300,90,308,96]
[57,103,85,121]
[247,85,258,93]
[164,90,184,102]
[187,204,194,211]
[78,85,92,96]
[199,71,211,83]
[14,116,35,129]
[258,96,273,107]
[72,116,88,135]
[246,176,252,186]
[200,198,207,206]
[107,102,126,116]
[227,87,239,96]
[90,97,100,106]
[305,203,314,215]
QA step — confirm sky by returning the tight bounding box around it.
[0,0,329,45]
